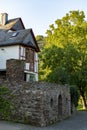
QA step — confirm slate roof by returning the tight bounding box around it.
[0,29,40,52]
[0,18,25,30]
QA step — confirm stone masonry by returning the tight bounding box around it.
[0,80,71,127]
[6,59,25,82]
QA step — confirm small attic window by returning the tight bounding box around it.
[12,32,19,37]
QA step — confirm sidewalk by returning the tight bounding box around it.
[0,111,87,130]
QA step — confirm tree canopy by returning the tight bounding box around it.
[38,10,87,108]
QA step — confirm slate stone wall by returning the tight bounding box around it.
[0,80,71,127]
[6,59,25,82]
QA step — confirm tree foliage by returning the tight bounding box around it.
[39,10,87,108]
[36,35,47,80]
[0,86,14,119]
[70,85,80,107]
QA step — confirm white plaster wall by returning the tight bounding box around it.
[0,45,19,69]
[35,73,38,81]
[20,46,26,60]
[34,53,38,72]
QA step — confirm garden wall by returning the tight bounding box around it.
[0,80,71,126]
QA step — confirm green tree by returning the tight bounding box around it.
[36,35,47,80]
[40,10,87,109]
[36,35,46,50]
[70,85,80,113]
[70,85,80,108]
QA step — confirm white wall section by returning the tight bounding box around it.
[0,45,19,69]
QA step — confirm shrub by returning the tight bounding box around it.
[70,85,80,107]
[0,86,14,120]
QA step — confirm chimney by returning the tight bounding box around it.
[0,13,8,25]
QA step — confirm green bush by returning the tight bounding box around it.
[0,86,14,120]
[70,85,80,107]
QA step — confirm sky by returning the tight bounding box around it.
[0,0,87,36]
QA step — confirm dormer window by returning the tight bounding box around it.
[9,32,19,39]
[12,32,19,37]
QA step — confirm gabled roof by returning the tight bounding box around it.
[0,18,25,30]
[0,29,40,52]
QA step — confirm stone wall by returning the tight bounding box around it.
[6,59,25,82]
[0,80,71,127]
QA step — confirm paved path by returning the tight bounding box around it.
[0,111,87,130]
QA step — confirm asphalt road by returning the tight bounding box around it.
[0,111,87,130]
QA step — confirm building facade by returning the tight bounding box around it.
[0,13,40,82]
